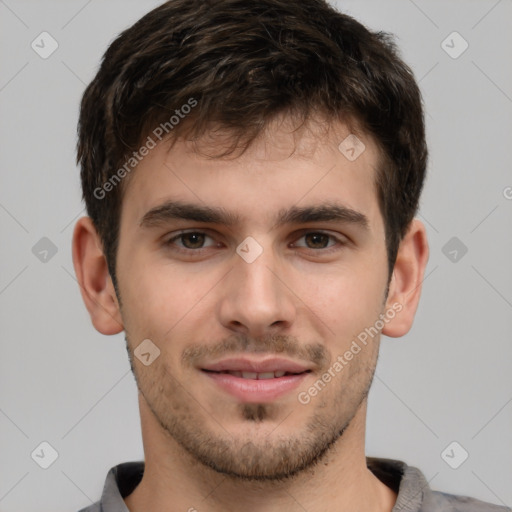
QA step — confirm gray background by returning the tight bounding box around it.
[1,1,511,511]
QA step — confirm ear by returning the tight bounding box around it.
[381,219,429,338]
[72,216,124,335]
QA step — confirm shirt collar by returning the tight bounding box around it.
[87,457,430,512]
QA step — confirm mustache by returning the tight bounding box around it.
[180,333,330,368]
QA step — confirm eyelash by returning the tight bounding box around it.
[163,230,348,256]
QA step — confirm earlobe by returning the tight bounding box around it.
[72,216,124,335]
[382,219,429,338]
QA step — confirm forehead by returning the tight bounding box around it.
[119,116,383,231]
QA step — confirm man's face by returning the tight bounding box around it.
[115,118,391,480]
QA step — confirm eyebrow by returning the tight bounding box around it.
[139,200,369,232]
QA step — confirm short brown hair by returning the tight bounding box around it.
[77,0,427,289]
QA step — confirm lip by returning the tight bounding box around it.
[201,357,311,374]
[203,371,309,402]
[200,357,312,403]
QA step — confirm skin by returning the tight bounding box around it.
[73,115,429,512]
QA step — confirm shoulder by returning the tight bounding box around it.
[76,503,100,512]
[367,457,510,512]
[424,490,511,512]
[75,461,144,512]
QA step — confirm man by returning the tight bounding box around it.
[71,0,508,510]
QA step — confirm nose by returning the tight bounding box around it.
[216,245,296,338]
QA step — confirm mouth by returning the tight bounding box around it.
[200,357,313,402]
[202,369,310,379]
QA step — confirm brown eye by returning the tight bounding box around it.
[304,233,331,249]
[165,231,217,252]
[179,232,206,249]
[292,232,341,251]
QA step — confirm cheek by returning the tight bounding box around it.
[296,266,385,334]
[122,261,222,340]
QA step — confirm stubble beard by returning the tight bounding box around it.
[126,334,379,483]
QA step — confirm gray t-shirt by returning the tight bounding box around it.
[77,457,510,511]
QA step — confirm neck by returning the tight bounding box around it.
[124,394,397,512]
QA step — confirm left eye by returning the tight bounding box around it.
[292,232,339,250]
